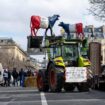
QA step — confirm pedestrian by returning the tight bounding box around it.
[12,68,18,86]
[8,70,11,86]
[27,69,32,77]
[3,69,8,87]
[19,68,25,87]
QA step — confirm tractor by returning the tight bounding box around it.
[35,36,92,92]
[28,15,92,92]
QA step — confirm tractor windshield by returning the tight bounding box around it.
[62,44,78,61]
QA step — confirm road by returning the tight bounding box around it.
[0,87,105,105]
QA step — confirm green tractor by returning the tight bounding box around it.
[36,36,92,92]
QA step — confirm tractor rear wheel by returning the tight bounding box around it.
[64,83,75,92]
[37,72,49,92]
[48,64,64,92]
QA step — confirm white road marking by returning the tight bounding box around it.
[40,92,48,105]
[0,90,37,93]
[46,99,105,102]
[11,93,40,97]
[0,99,105,104]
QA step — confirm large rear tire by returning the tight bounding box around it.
[64,83,75,92]
[77,83,89,92]
[37,71,49,92]
[48,64,64,92]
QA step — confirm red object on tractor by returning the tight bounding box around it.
[76,23,84,38]
[30,16,41,36]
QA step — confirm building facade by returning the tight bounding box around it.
[84,25,105,38]
[0,38,36,71]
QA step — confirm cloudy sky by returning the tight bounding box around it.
[0,0,104,60]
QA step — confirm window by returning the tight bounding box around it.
[88,28,92,33]
[49,48,53,58]
[53,46,61,58]
[0,40,3,43]
[62,44,78,61]
[80,47,88,59]
[99,28,102,32]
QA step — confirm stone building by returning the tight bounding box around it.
[26,56,39,71]
[84,25,94,38]
[84,25,105,65]
[0,38,36,71]
[84,25,105,38]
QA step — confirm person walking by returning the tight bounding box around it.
[8,70,11,86]
[27,69,32,77]
[19,68,25,87]
[3,69,8,87]
[12,68,18,86]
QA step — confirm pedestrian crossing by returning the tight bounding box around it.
[0,87,105,105]
[0,87,41,105]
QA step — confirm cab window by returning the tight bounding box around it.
[53,46,61,58]
[62,44,78,61]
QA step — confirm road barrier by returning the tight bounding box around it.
[25,76,37,87]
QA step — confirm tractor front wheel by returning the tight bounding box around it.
[37,72,49,92]
[48,64,64,92]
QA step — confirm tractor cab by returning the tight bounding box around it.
[27,35,90,67]
[62,42,79,66]
[47,37,90,67]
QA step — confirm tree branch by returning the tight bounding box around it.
[89,0,105,21]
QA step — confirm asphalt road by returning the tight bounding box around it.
[0,87,105,105]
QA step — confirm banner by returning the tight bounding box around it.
[65,67,87,83]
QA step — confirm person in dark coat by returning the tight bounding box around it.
[12,68,18,86]
[3,69,8,87]
[19,68,25,87]
[8,70,11,86]
[27,69,32,77]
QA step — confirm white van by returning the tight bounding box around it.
[0,63,4,86]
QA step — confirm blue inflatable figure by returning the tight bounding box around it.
[45,14,60,36]
[59,22,70,38]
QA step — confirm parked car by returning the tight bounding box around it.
[0,63,4,86]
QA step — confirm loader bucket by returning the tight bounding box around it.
[27,36,46,55]
[27,36,43,48]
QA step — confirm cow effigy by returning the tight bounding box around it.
[59,22,84,39]
[30,14,60,36]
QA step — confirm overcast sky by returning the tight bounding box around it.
[0,0,104,61]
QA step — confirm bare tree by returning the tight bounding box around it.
[89,0,105,21]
